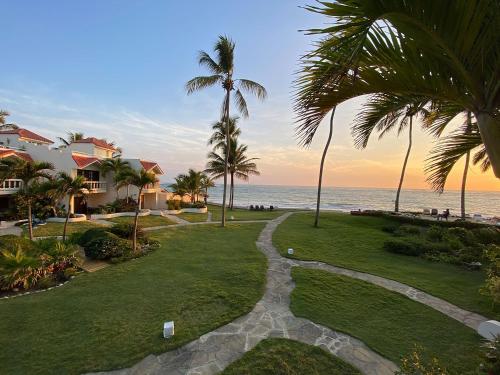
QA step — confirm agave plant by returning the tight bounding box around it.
[0,245,42,291]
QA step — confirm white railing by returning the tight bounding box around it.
[85,180,107,192]
[0,179,23,194]
[143,183,159,192]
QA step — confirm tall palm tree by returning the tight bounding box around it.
[186,35,267,226]
[54,172,88,241]
[0,159,54,240]
[57,132,84,147]
[352,94,428,212]
[126,170,158,252]
[294,0,500,178]
[205,140,259,209]
[99,158,131,198]
[208,116,241,151]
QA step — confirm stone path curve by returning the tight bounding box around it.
[90,213,398,375]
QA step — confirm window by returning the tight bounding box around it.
[77,169,100,181]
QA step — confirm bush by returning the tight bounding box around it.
[396,345,448,375]
[167,200,176,210]
[474,227,500,245]
[482,335,500,375]
[398,224,422,236]
[482,245,500,305]
[180,201,206,209]
[83,232,130,260]
[383,239,425,256]
[108,223,144,240]
[77,228,109,247]
[426,225,446,242]
[381,225,399,234]
[0,235,38,253]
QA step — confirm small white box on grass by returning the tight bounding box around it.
[288,248,294,255]
[478,320,500,340]
[163,321,174,339]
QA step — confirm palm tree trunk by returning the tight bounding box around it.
[314,108,336,228]
[126,185,130,203]
[221,90,230,227]
[230,172,234,209]
[461,111,472,219]
[395,116,413,213]
[133,188,142,253]
[27,202,33,241]
[63,194,71,241]
[475,111,500,178]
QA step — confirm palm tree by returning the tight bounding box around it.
[99,158,131,198]
[170,176,188,200]
[0,110,9,125]
[54,172,88,241]
[208,116,241,151]
[57,132,84,147]
[186,35,267,226]
[200,174,215,204]
[127,170,158,252]
[295,1,500,178]
[0,159,54,240]
[205,140,259,209]
[171,169,205,203]
[352,94,429,212]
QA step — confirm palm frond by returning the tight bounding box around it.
[234,89,249,118]
[237,79,267,100]
[198,51,222,75]
[185,75,222,94]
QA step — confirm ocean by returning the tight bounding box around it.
[199,184,500,218]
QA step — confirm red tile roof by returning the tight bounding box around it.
[72,154,101,168]
[0,148,33,162]
[140,160,164,174]
[0,128,54,144]
[73,137,117,151]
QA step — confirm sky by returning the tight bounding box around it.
[1,0,498,192]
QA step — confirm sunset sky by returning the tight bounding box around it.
[1,0,498,192]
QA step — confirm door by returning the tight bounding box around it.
[74,196,87,214]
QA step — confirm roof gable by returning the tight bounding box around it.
[72,137,117,151]
[0,148,33,162]
[72,154,101,169]
[140,160,164,174]
[0,128,53,144]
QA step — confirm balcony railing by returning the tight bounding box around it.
[143,183,159,193]
[0,179,23,195]
[84,180,107,193]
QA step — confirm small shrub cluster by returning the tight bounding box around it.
[167,199,181,210]
[481,245,500,306]
[481,335,500,374]
[89,198,138,215]
[0,236,80,293]
[180,201,206,209]
[396,345,448,375]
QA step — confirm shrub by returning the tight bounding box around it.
[36,276,57,289]
[77,228,109,247]
[167,200,176,210]
[398,224,422,236]
[482,245,500,305]
[426,225,446,242]
[474,227,500,245]
[63,267,78,279]
[481,335,500,375]
[180,201,206,209]
[108,223,144,240]
[83,232,130,260]
[396,345,448,375]
[383,239,425,256]
[0,235,38,254]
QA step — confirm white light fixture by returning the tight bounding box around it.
[288,248,294,255]
[163,321,174,338]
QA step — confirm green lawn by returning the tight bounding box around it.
[177,212,209,222]
[274,212,498,319]
[222,338,361,375]
[31,221,105,237]
[291,268,483,374]
[208,204,285,222]
[0,223,267,375]
[107,214,176,227]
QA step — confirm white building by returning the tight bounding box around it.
[0,127,171,214]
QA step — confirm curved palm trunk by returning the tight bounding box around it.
[476,112,500,178]
[126,185,130,203]
[133,188,143,253]
[461,111,472,219]
[63,194,72,241]
[27,202,33,241]
[395,116,413,213]
[314,108,336,228]
[229,172,234,209]
[221,90,230,227]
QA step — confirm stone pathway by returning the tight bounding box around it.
[164,214,190,225]
[90,213,398,375]
[206,212,212,222]
[0,226,22,236]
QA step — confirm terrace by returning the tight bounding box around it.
[0,179,23,195]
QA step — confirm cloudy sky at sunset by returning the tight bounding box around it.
[1,0,498,191]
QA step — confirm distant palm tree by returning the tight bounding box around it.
[0,110,10,125]
[171,169,205,203]
[99,158,131,198]
[186,35,266,226]
[126,170,158,252]
[200,174,215,203]
[206,139,259,209]
[0,159,54,240]
[55,172,88,241]
[208,116,241,151]
[57,132,84,147]
[169,176,188,200]
[351,94,428,212]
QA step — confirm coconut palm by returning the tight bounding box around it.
[171,169,205,203]
[54,172,88,241]
[295,0,500,177]
[0,110,9,125]
[0,159,54,240]
[200,174,215,203]
[99,158,131,198]
[126,170,158,252]
[205,140,259,209]
[352,94,429,212]
[186,35,267,226]
[57,132,84,147]
[208,116,241,151]
[169,176,188,200]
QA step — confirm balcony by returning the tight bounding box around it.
[0,179,23,195]
[142,183,159,193]
[84,180,107,193]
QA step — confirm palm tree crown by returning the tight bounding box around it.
[58,132,84,147]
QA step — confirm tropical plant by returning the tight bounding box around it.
[186,35,266,226]
[99,158,131,198]
[294,0,500,178]
[0,110,10,125]
[205,139,259,209]
[126,169,158,252]
[200,174,215,202]
[170,169,206,203]
[0,159,54,240]
[352,94,429,212]
[169,176,188,199]
[57,132,84,146]
[0,245,42,291]
[54,172,88,241]
[396,344,449,375]
[208,116,241,151]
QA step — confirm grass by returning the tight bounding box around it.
[291,267,483,374]
[274,212,498,319]
[0,223,267,375]
[221,338,361,375]
[31,221,105,237]
[177,212,209,222]
[208,204,285,222]
[107,215,176,227]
